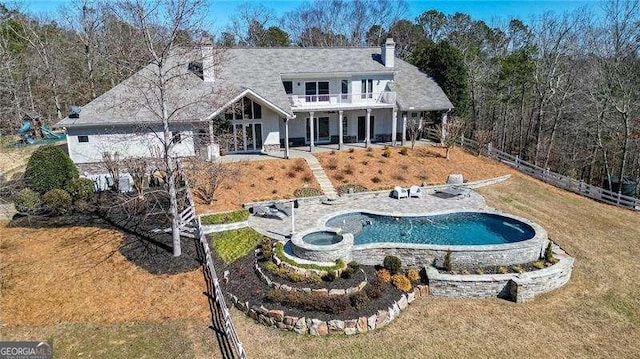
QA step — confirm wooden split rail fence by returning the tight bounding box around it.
[177,162,248,359]
[424,129,640,212]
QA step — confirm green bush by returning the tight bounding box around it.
[24,145,78,193]
[340,266,355,279]
[399,147,409,155]
[383,255,402,274]
[350,290,370,310]
[13,188,41,214]
[42,189,72,215]
[347,261,360,271]
[322,271,337,282]
[65,177,95,202]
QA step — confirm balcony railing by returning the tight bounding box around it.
[287,91,396,109]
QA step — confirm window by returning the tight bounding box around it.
[253,101,262,119]
[341,80,349,100]
[243,97,253,119]
[171,132,182,144]
[78,135,89,143]
[283,81,293,95]
[305,82,317,102]
[342,116,348,134]
[411,112,418,118]
[361,79,373,99]
[305,81,330,102]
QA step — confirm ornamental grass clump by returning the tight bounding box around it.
[544,242,558,264]
[392,274,412,292]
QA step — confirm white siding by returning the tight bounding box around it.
[67,124,196,164]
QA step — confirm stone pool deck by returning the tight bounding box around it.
[247,188,487,241]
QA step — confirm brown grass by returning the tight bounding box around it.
[0,224,208,326]
[195,159,320,213]
[229,174,640,358]
[316,146,513,189]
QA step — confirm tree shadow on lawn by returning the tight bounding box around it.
[9,191,202,275]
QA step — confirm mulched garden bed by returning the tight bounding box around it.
[255,256,375,290]
[220,250,405,321]
[439,261,552,275]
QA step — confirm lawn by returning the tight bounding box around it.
[211,227,264,263]
[0,221,222,358]
[227,173,640,358]
[315,146,512,190]
[195,158,320,213]
[201,209,250,225]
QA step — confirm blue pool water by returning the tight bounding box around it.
[325,212,535,246]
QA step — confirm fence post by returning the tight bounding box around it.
[487,142,493,156]
[460,135,465,147]
[515,155,520,169]
[578,180,583,193]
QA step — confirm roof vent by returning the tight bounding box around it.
[69,106,81,119]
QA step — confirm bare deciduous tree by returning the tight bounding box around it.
[437,117,465,160]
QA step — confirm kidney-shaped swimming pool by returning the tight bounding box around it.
[325,211,536,246]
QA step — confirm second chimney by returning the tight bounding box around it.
[381,38,395,68]
[201,36,214,82]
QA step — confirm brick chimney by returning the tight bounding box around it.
[201,35,214,82]
[381,38,395,68]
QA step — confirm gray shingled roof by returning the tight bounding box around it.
[57,46,452,128]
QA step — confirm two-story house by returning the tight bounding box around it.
[56,38,452,169]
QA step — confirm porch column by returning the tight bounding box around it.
[208,121,214,146]
[365,108,371,148]
[338,110,344,150]
[441,110,449,145]
[391,107,397,147]
[284,118,290,159]
[401,112,407,146]
[309,111,315,152]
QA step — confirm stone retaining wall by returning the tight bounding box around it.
[352,236,546,268]
[426,253,574,303]
[226,285,429,336]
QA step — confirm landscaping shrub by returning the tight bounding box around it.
[343,164,354,175]
[347,261,360,271]
[265,289,350,314]
[443,251,453,271]
[532,260,545,269]
[287,170,297,178]
[383,255,402,274]
[42,189,72,215]
[350,290,370,310]
[291,159,306,172]
[406,269,421,283]
[365,278,385,299]
[301,171,313,183]
[376,268,391,282]
[498,266,508,274]
[336,184,367,195]
[392,274,412,292]
[65,177,95,202]
[322,271,337,282]
[326,157,338,170]
[259,237,273,261]
[333,173,345,181]
[382,148,392,157]
[264,261,323,284]
[13,188,41,214]
[293,187,323,197]
[25,145,78,193]
[475,269,484,275]
[371,176,382,183]
[340,266,355,279]
[399,147,409,155]
[348,148,355,153]
[511,265,524,274]
[544,242,558,264]
[325,295,351,314]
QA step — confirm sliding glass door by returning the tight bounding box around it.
[230,123,263,152]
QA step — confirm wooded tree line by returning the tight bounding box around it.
[1,0,639,190]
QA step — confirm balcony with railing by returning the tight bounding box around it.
[287,91,396,111]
